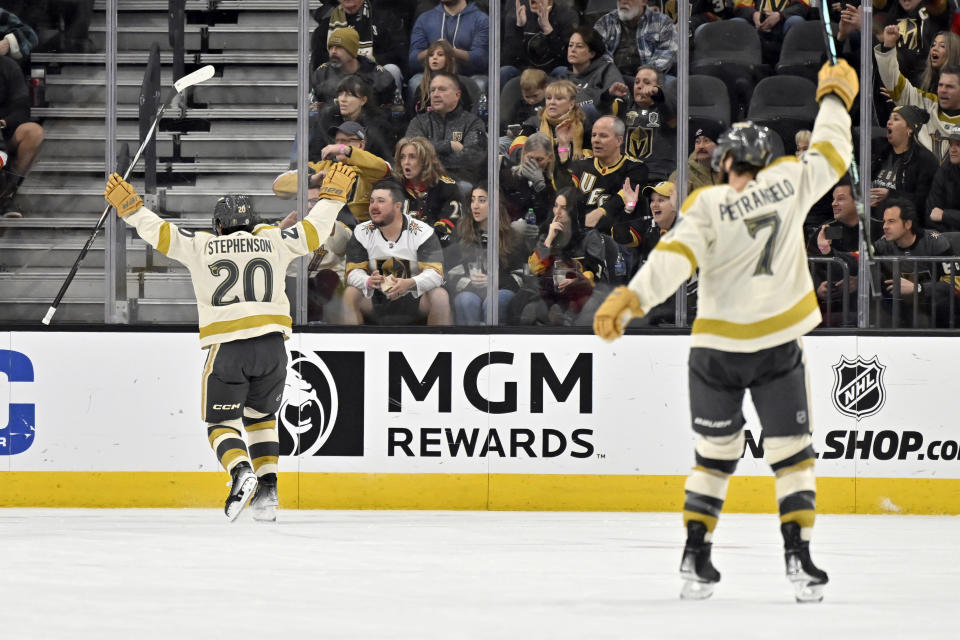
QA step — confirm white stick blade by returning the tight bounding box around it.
[173,65,215,93]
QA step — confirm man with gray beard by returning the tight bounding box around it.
[593,0,678,78]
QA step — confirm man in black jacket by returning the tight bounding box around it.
[311,27,397,109]
[405,71,487,185]
[926,125,960,232]
[875,197,957,328]
[311,0,409,81]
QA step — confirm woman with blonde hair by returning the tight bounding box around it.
[511,79,589,186]
[919,31,960,94]
[392,136,463,246]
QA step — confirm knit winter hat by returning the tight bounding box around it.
[328,27,360,58]
[892,105,929,136]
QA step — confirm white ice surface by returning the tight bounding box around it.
[1,510,956,640]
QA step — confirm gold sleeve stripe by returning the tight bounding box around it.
[200,343,219,421]
[652,240,698,275]
[419,261,443,274]
[810,141,847,179]
[765,155,799,171]
[198,314,293,340]
[157,221,171,255]
[680,186,710,213]
[890,74,906,101]
[346,261,369,274]
[693,290,818,340]
[302,219,321,252]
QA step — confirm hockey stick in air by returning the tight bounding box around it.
[817,1,875,260]
[41,65,216,325]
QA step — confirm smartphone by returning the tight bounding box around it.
[824,225,844,240]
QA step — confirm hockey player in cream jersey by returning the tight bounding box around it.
[104,164,357,522]
[594,60,860,602]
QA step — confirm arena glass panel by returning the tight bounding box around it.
[0,1,107,325]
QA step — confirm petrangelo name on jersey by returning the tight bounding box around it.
[207,236,274,255]
[741,429,960,462]
[719,178,796,221]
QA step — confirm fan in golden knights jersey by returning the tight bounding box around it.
[103,164,356,522]
[593,60,860,603]
[341,179,450,325]
[564,115,649,249]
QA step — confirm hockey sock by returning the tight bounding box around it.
[766,435,818,539]
[683,432,744,537]
[243,411,279,482]
[207,423,251,473]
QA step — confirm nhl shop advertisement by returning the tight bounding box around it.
[2,332,959,480]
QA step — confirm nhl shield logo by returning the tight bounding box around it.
[831,356,886,419]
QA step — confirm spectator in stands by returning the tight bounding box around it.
[795,129,811,156]
[668,119,723,195]
[807,177,879,326]
[342,180,451,325]
[0,7,37,64]
[876,25,960,158]
[500,68,547,144]
[690,0,735,34]
[408,40,476,116]
[733,0,810,66]
[447,184,525,325]
[314,76,396,161]
[0,54,42,216]
[312,27,396,109]
[871,105,939,227]
[926,125,960,232]
[621,64,676,183]
[501,0,579,88]
[408,0,489,79]
[593,0,678,78]
[500,131,556,223]
[564,115,649,242]
[278,187,353,323]
[515,186,620,325]
[274,121,393,225]
[875,197,956,327]
[3,1,89,54]
[393,135,464,246]
[405,71,487,185]
[311,0,409,85]
[880,0,951,88]
[563,25,625,114]
[916,31,960,95]
[512,79,590,189]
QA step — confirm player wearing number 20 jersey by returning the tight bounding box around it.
[120,196,341,348]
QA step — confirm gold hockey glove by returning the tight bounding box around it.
[104,173,142,217]
[318,163,358,203]
[593,286,644,342]
[816,59,859,111]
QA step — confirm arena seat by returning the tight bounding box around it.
[776,20,833,83]
[747,75,818,155]
[689,75,731,129]
[691,20,767,121]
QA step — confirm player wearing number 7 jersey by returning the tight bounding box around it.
[104,164,356,522]
[593,60,860,602]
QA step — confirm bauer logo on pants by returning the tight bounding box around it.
[831,355,886,419]
[278,350,364,456]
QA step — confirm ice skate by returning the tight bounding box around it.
[250,477,278,522]
[781,522,828,603]
[680,521,721,600]
[224,462,258,522]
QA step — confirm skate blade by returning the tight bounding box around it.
[680,578,716,600]
[790,579,825,603]
[225,475,258,522]
[252,505,277,522]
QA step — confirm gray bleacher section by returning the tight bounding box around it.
[0,1,321,325]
